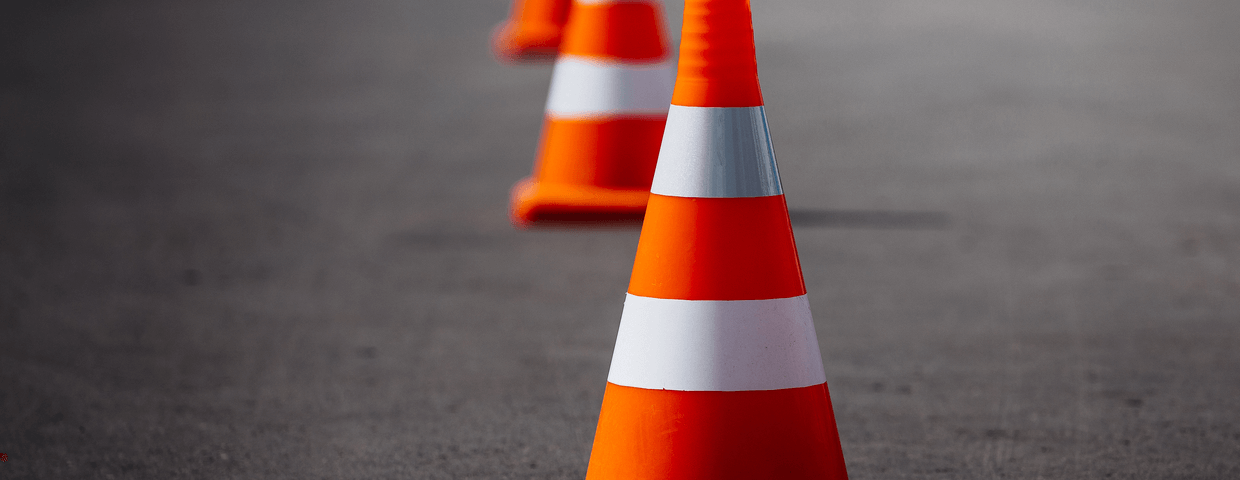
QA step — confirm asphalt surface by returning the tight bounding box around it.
[2,0,1240,478]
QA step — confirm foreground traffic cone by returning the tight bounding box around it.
[584,0,849,478]
[491,0,573,63]
[509,0,674,226]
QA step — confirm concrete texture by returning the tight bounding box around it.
[2,0,1239,478]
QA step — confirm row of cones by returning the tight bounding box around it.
[494,1,849,478]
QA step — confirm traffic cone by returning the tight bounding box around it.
[509,0,674,226]
[491,0,573,63]
[584,0,849,478]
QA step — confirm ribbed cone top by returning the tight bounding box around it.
[513,0,571,27]
[560,1,671,61]
[672,0,764,107]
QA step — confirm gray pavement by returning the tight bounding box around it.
[2,0,1240,478]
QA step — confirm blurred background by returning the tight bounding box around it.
[2,0,1239,478]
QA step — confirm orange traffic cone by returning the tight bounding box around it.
[509,0,674,226]
[491,0,573,63]
[584,0,849,478]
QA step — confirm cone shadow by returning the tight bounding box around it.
[518,211,646,229]
[788,208,950,230]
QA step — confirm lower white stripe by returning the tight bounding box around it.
[607,294,827,392]
[545,56,674,118]
[650,105,782,198]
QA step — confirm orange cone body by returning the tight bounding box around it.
[584,0,849,478]
[509,0,674,226]
[492,0,573,63]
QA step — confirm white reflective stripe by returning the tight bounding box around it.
[650,105,782,198]
[545,56,674,119]
[607,294,826,392]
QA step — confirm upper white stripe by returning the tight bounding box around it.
[545,56,674,118]
[607,294,827,392]
[649,105,783,198]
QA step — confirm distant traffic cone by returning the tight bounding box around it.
[584,0,849,478]
[491,0,573,62]
[509,0,674,226]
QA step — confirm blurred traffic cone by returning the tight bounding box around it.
[509,0,674,226]
[584,0,849,478]
[491,0,573,63]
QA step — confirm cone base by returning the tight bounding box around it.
[509,177,649,227]
[586,382,849,480]
[491,22,561,63]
